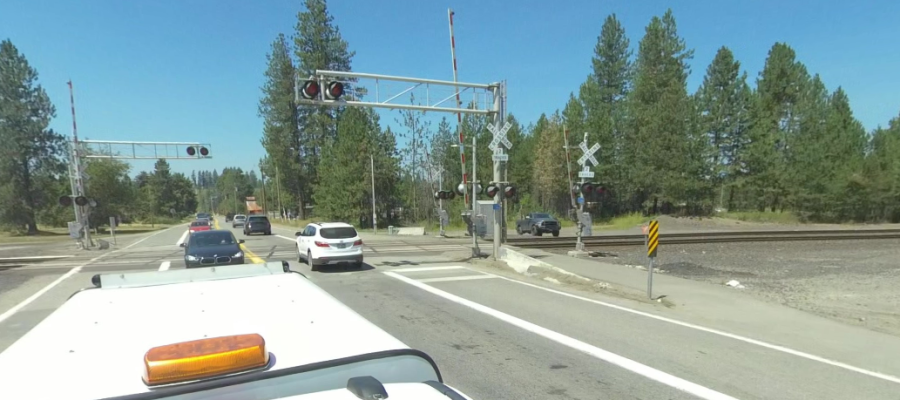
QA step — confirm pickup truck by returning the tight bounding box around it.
[516,212,561,236]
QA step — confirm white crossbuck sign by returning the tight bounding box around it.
[487,121,513,153]
[577,134,600,179]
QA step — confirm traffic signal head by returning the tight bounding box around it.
[59,195,72,207]
[187,146,209,157]
[187,146,195,156]
[299,80,320,100]
[581,182,595,195]
[324,81,344,100]
[485,184,500,198]
[74,196,88,206]
[434,190,457,200]
[595,185,607,197]
[199,146,209,156]
[503,185,516,198]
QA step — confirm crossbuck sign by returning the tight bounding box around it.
[577,134,600,179]
[488,121,513,162]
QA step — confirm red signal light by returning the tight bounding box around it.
[187,147,196,156]
[325,81,344,100]
[199,147,209,156]
[300,80,320,100]
[581,182,594,195]
[503,185,516,198]
[485,184,500,198]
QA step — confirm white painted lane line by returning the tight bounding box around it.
[276,235,295,241]
[175,230,189,246]
[478,271,900,385]
[158,261,171,271]
[418,275,497,283]
[389,266,466,273]
[384,271,737,400]
[0,224,181,325]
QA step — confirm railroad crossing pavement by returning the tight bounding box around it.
[2,219,900,398]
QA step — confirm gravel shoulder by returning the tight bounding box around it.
[550,239,900,337]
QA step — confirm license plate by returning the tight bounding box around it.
[336,243,349,249]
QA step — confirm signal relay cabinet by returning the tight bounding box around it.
[579,211,593,237]
[461,200,494,238]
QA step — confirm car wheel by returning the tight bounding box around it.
[516,226,522,235]
[552,230,560,237]
[308,251,319,272]
[531,225,538,236]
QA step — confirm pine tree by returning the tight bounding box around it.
[626,9,695,212]
[695,46,752,210]
[0,39,67,233]
[259,34,305,216]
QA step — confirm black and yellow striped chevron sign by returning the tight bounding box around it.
[647,220,659,258]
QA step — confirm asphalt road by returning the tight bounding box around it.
[1,217,898,399]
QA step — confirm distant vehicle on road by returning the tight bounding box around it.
[295,222,363,271]
[188,219,211,234]
[0,262,475,400]
[233,214,247,228]
[243,215,272,236]
[196,212,211,220]
[225,212,235,222]
[516,212,561,237]
[180,229,245,268]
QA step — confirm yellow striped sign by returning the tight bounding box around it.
[647,220,659,258]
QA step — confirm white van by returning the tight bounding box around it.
[0,262,474,400]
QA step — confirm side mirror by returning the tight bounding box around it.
[179,243,186,248]
[295,231,303,237]
[238,239,245,244]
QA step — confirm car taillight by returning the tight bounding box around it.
[354,239,363,246]
[314,241,330,248]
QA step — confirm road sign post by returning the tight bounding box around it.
[572,133,600,254]
[487,116,512,260]
[647,220,659,299]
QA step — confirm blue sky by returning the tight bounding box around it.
[2,0,898,178]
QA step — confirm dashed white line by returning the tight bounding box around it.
[176,230,189,246]
[384,271,737,400]
[276,235,295,242]
[158,261,171,271]
[418,275,497,283]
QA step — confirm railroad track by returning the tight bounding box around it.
[504,229,900,249]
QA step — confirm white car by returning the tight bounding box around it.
[295,222,363,271]
[0,262,474,400]
[232,214,247,228]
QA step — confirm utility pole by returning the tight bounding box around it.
[234,186,238,214]
[471,134,479,256]
[487,83,512,260]
[261,170,268,215]
[275,165,283,219]
[370,154,377,233]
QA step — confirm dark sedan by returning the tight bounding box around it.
[180,230,246,268]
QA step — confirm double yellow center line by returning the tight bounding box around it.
[212,218,265,264]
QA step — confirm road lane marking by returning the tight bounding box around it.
[276,235,295,241]
[418,275,497,283]
[0,224,182,325]
[158,261,170,271]
[175,230,188,246]
[390,266,466,273]
[384,271,737,400]
[240,245,265,264]
[477,270,900,385]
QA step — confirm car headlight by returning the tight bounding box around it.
[233,251,243,258]
[186,255,198,261]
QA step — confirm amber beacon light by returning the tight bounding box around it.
[142,333,269,386]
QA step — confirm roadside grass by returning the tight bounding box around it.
[718,210,800,224]
[0,219,186,244]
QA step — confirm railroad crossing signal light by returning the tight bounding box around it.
[581,182,595,195]
[74,196,89,206]
[324,81,344,100]
[503,185,516,199]
[186,146,209,157]
[485,184,500,198]
[59,195,72,207]
[299,80,320,100]
[434,190,456,200]
[595,185,606,196]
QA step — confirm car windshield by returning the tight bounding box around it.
[190,232,237,247]
[235,215,246,220]
[533,213,552,219]
[190,221,209,227]
[320,227,357,239]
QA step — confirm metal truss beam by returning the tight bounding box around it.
[78,140,213,160]
[296,70,499,116]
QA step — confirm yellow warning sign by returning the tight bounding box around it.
[647,220,659,258]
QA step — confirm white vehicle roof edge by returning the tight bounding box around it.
[0,262,466,400]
